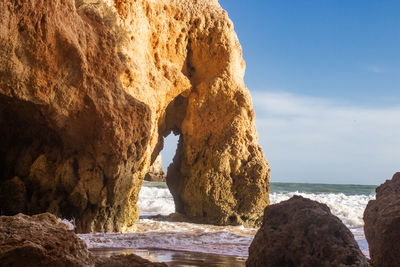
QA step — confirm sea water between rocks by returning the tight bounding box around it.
[79,181,376,266]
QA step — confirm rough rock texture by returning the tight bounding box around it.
[0,213,166,267]
[144,155,166,182]
[0,0,269,232]
[0,213,92,266]
[364,172,400,267]
[247,196,370,267]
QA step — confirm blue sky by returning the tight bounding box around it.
[219,0,400,104]
[162,1,400,185]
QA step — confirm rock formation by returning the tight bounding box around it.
[364,172,400,267]
[247,196,370,267]
[144,155,166,182]
[0,213,166,266]
[0,0,269,231]
[0,213,92,266]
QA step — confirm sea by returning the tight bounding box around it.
[79,181,376,266]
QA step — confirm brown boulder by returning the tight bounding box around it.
[247,196,370,267]
[0,213,166,267]
[363,172,400,267]
[0,0,269,231]
[0,213,92,266]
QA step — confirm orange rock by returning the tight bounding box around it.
[144,155,166,182]
[0,0,269,231]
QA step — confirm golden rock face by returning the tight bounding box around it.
[0,0,269,232]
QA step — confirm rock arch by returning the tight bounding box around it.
[0,0,269,232]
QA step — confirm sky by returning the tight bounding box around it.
[162,0,400,185]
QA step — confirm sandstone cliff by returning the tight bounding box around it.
[0,0,269,232]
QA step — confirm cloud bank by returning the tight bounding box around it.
[252,91,400,185]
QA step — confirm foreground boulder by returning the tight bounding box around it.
[364,172,400,267]
[0,213,166,267]
[0,213,91,266]
[247,196,370,267]
[0,0,269,231]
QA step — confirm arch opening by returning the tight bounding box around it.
[161,134,180,174]
[139,90,188,218]
[139,133,180,218]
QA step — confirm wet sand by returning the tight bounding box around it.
[90,247,246,267]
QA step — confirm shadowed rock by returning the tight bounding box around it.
[0,213,166,267]
[364,172,400,267]
[0,213,92,266]
[247,196,370,267]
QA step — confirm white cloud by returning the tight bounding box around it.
[252,91,400,185]
[367,65,385,73]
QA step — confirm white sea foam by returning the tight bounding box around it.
[81,220,256,257]
[58,218,76,231]
[79,184,374,258]
[137,186,175,216]
[270,192,375,228]
[138,185,374,228]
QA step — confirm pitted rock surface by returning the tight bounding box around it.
[0,0,269,231]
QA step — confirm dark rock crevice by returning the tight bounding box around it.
[0,95,63,216]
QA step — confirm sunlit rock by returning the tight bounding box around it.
[0,0,269,231]
[144,155,166,182]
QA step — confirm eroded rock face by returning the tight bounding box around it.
[0,213,166,267]
[364,172,400,267]
[0,0,269,231]
[0,0,151,232]
[0,213,92,266]
[144,155,166,182]
[247,196,370,267]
